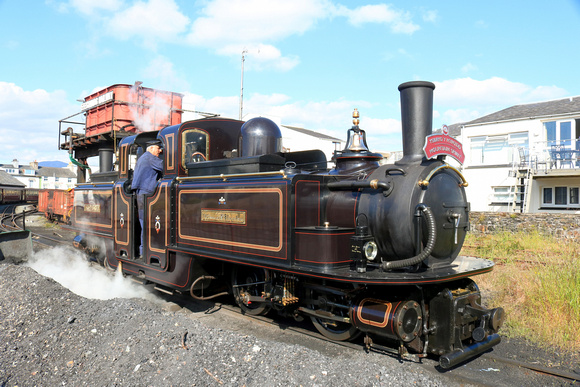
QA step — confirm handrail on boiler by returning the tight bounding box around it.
[176,170,288,182]
[418,164,468,188]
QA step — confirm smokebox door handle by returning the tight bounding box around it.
[385,167,407,176]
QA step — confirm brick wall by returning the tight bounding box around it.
[470,212,580,240]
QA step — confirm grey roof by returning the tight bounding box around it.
[464,95,580,126]
[0,163,23,169]
[37,166,76,178]
[434,123,463,137]
[0,171,25,188]
[281,125,343,142]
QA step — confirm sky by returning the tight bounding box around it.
[1,0,580,165]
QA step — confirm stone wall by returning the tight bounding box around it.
[470,212,580,240]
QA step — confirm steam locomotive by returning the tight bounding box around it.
[71,81,504,368]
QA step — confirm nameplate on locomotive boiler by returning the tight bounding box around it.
[201,209,246,225]
[84,204,101,213]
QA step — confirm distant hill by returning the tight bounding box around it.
[38,161,68,168]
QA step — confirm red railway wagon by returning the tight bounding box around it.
[38,189,74,223]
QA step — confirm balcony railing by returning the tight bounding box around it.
[515,139,580,170]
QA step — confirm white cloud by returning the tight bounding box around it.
[182,91,400,149]
[187,0,331,45]
[62,0,422,70]
[187,0,332,70]
[0,82,77,163]
[437,108,483,127]
[526,85,570,101]
[422,9,438,23]
[60,0,123,15]
[105,0,190,49]
[363,117,401,135]
[181,93,239,120]
[433,77,569,125]
[461,62,478,73]
[218,44,301,72]
[141,55,190,91]
[343,4,419,34]
[434,77,568,107]
[186,0,421,69]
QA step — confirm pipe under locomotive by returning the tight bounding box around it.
[71,81,504,369]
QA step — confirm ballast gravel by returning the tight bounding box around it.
[0,262,459,387]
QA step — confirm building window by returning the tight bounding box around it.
[542,186,580,207]
[545,120,573,147]
[555,187,567,205]
[470,136,485,164]
[543,188,552,204]
[570,187,579,204]
[491,186,516,204]
[470,132,528,166]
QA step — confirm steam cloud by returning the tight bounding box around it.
[129,84,173,133]
[26,246,160,302]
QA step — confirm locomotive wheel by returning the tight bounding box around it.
[309,289,361,342]
[231,266,271,316]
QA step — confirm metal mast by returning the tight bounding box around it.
[239,49,248,120]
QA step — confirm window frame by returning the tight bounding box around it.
[182,128,210,166]
[545,120,573,147]
[469,132,528,166]
[542,185,580,208]
[490,186,517,205]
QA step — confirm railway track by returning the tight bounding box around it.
[160,290,580,386]
[236,306,580,385]
[0,204,25,232]
[5,205,579,386]
[0,204,70,248]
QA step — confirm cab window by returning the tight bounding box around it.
[182,129,209,164]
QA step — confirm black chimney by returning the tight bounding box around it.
[99,148,114,173]
[396,81,435,165]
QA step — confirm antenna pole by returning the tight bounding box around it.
[239,49,248,120]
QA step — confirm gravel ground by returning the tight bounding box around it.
[0,255,458,386]
[1,213,578,386]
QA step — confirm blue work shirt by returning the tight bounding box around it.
[132,151,163,195]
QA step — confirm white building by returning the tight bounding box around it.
[280,125,343,161]
[454,95,580,214]
[37,166,77,190]
[0,160,77,189]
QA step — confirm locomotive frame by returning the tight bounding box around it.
[70,81,504,369]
